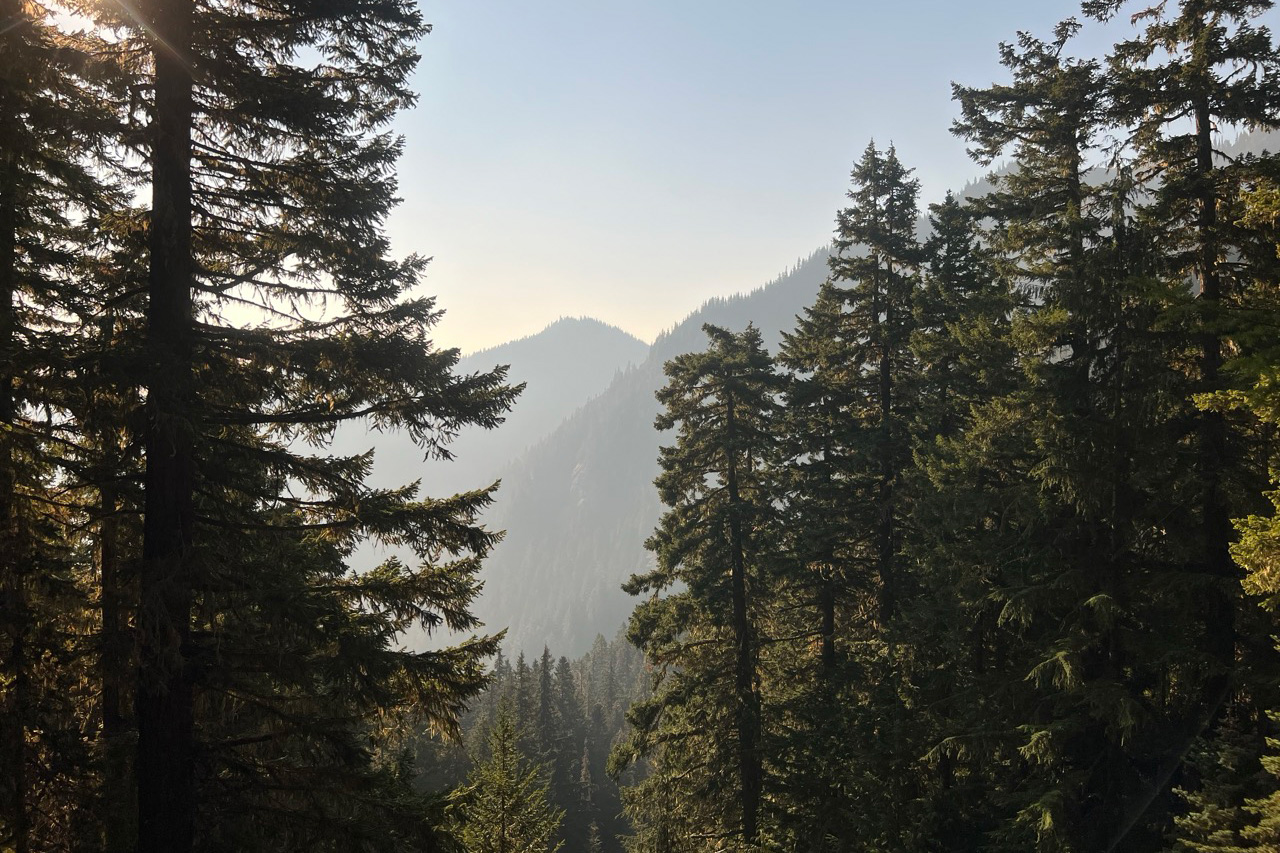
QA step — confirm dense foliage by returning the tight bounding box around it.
[615,4,1280,851]
[413,633,648,853]
[0,0,516,851]
[454,708,565,853]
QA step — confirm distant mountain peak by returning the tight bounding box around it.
[338,310,649,563]
[466,315,648,361]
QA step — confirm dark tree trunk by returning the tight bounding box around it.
[0,7,29,845]
[136,0,197,848]
[99,472,134,852]
[724,394,761,843]
[1193,97,1235,688]
[877,275,896,629]
[101,481,125,748]
[819,575,836,676]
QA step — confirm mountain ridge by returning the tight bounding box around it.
[343,314,649,523]
[474,248,833,656]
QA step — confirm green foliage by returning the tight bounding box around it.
[1167,719,1270,853]
[1201,180,1280,847]
[13,3,1280,853]
[407,634,647,853]
[455,707,564,853]
[0,2,135,850]
[766,142,929,851]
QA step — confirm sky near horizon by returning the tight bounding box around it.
[385,1,1254,354]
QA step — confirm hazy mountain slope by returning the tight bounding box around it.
[443,316,649,489]
[476,249,832,656]
[341,316,648,505]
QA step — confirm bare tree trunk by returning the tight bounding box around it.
[136,0,197,847]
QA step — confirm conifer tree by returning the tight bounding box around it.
[941,16,1264,849]
[1081,0,1280,738]
[553,654,588,850]
[618,324,782,848]
[770,142,924,848]
[825,142,923,628]
[890,190,1019,850]
[911,191,1015,440]
[41,0,527,847]
[586,701,626,851]
[556,656,582,754]
[1189,178,1280,850]
[942,24,1123,850]
[776,142,922,645]
[429,637,643,852]
[457,707,564,853]
[0,3,129,849]
[537,646,557,761]
[1085,4,1280,846]
[516,652,535,751]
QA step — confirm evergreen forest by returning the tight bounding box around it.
[6,1,1280,852]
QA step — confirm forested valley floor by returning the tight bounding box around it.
[411,635,648,853]
[7,1,1280,852]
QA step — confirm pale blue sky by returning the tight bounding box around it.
[384,1,1239,353]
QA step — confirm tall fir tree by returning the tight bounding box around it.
[824,142,923,630]
[618,324,782,849]
[537,646,557,762]
[911,191,1016,440]
[1084,3,1280,847]
[1171,155,1280,852]
[1083,0,1280,749]
[896,190,1019,850]
[770,141,926,849]
[939,15,1279,849]
[0,2,130,849]
[34,0,527,847]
